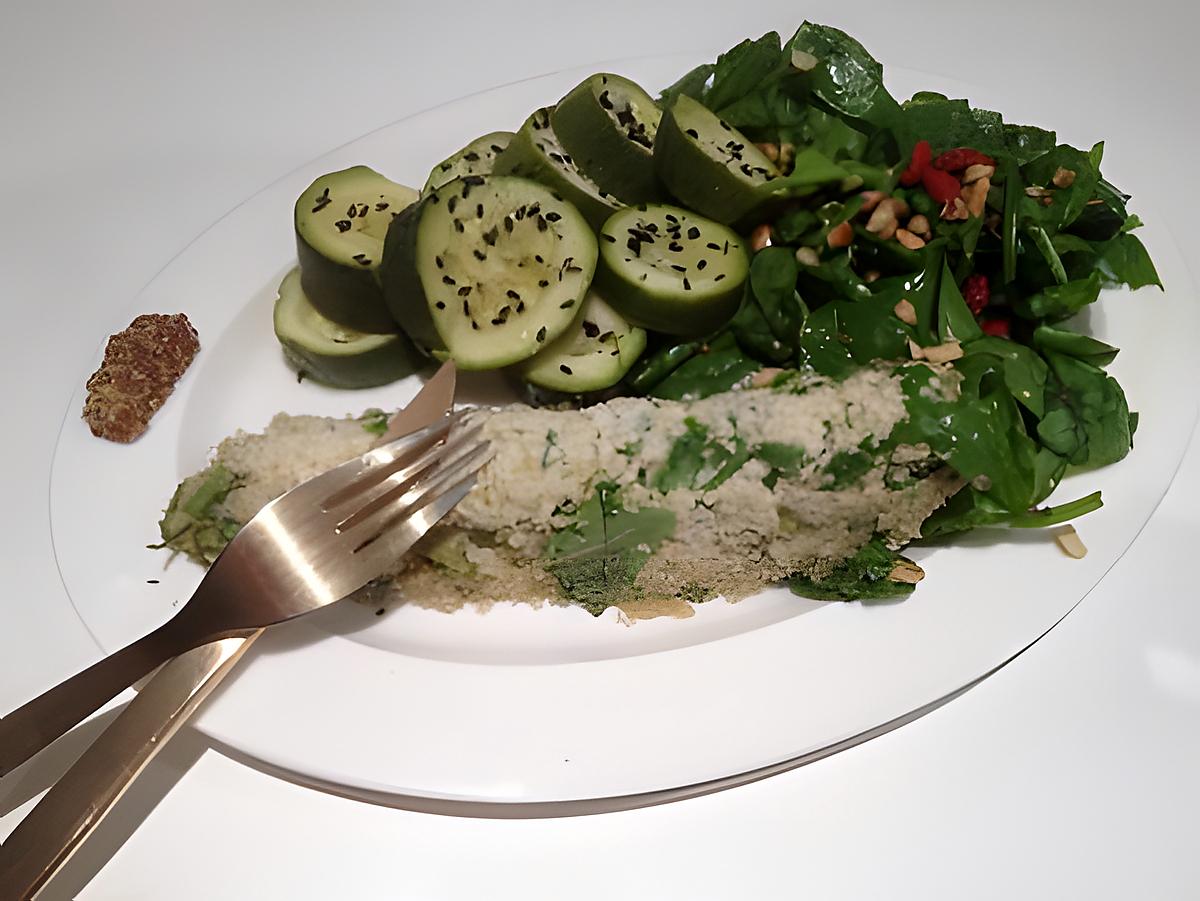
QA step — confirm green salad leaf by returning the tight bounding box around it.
[545,482,676,615]
[788,537,919,601]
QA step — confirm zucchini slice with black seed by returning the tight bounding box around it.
[492,108,623,230]
[381,174,597,370]
[653,94,779,225]
[422,131,514,196]
[517,290,646,392]
[294,166,418,333]
[594,204,747,336]
[273,268,421,388]
[552,73,661,204]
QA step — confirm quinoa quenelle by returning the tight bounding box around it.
[157,363,963,616]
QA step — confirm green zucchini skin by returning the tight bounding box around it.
[594,204,748,337]
[380,197,446,358]
[422,131,514,196]
[653,95,779,225]
[294,234,395,334]
[273,268,421,388]
[551,74,662,204]
[493,108,623,231]
[381,174,598,371]
[294,166,418,334]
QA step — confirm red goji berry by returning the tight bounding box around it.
[899,139,931,187]
[963,273,990,314]
[921,166,961,204]
[933,147,996,171]
[980,318,1010,338]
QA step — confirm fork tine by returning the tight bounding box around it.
[348,468,483,568]
[311,409,468,510]
[331,424,485,530]
[344,440,492,553]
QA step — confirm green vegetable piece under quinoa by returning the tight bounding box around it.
[545,481,676,615]
[153,464,242,564]
[788,537,920,601]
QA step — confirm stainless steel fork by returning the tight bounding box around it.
[0,411,489,776]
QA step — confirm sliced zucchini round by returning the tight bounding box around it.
[653,94,779,225]
[492,108,623,230]
[381,174,598,370]
[294,166,418,333]
[594,204,748,336]
[273,268,421,388]
[517,290,646,392]
[421,131,514,196]
[552,74,662,204]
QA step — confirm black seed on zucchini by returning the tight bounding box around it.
[551,73,663,204]
[595,204,747,336]
[273,268,420,389]
[295,166,418,334]
[653,94,780,225]
[421,131,515,196]
[493,107,623,231]
[381,174,597,370]
[518,290,646,393]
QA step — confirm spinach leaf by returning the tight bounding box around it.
[1032,325,1119,366]
[653,418,750,493]
[1019,144,1100,232]
[755,442,811,489]
[757,147,849,198]
[659,64,715,109]
[899,94,1056,163]
[921,486,1102,538]
[704,32,788,112]
[650,333,760,400]
[1095,233,1163,290]
[890,364,1042,512]
[962,336,1048,417]
[626,339,702,394]
[821,446,876,490]
[784,22,903,132]
[1013,272,1102,321]
[788,536,919,601]
[936,257,983,343]
[1039,351,1134,468]
[749,247,804,343]
[731,294,794,364]
[545,481,676,615]
[1026,225,1069,285]
[796,295,910,377]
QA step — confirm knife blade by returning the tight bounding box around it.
[0,363,457,900]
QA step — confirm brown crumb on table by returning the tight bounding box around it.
[82,313,200,443]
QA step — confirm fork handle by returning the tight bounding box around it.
[0,614,200,777]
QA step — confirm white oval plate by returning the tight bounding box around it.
[50,56,1199,804]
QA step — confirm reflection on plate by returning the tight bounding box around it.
[50,56,1199,804]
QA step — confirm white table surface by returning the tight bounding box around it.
[2,1,1198,897]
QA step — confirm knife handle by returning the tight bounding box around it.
[0,631,259,901]
[0,613,207,778]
